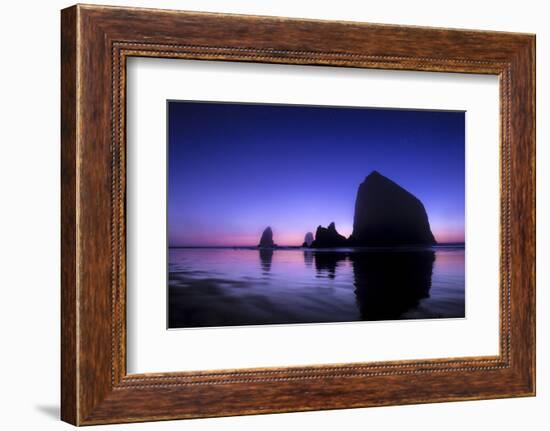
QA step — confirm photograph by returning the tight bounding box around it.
[51,2,536,426]
[167,101,466,328]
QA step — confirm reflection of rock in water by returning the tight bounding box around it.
[313,251,347,279]
[350,250,435,320]
[259,248,274,274]
[303,250,314,267]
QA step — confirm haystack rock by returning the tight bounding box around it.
[311,222,349,247]
[349,171,436,246]
[302,232,314,247]
[258,226,276,248]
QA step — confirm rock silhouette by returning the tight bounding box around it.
[258,226,276,248]
[349,171,436,246]
[311,222,349,248]
[302,232,314,247]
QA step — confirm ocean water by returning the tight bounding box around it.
[168,247,465,328]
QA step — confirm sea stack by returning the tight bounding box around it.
[258,226,276,248]
[311,222,349,247]
[302,232,314,247]
[349,171,436,246]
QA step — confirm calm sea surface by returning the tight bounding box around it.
[168,247,465,328]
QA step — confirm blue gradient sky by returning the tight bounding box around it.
[168,101,465,246]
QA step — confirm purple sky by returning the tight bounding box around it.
[168,101,465,246]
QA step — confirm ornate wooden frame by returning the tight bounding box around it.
[61,4,535,425]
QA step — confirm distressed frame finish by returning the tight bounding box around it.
[61,4,535,426]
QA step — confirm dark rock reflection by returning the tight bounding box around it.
[312,249,435,319]
[303,250,314,267]
[258,248,274,274]
[350,250,435,320]
[313,251,347,279]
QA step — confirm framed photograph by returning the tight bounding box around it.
[61,4,535,425]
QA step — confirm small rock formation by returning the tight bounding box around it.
[349,171,436,246]
[302,232,314,247]
[311,222,349,247]
[258,226,276,248]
